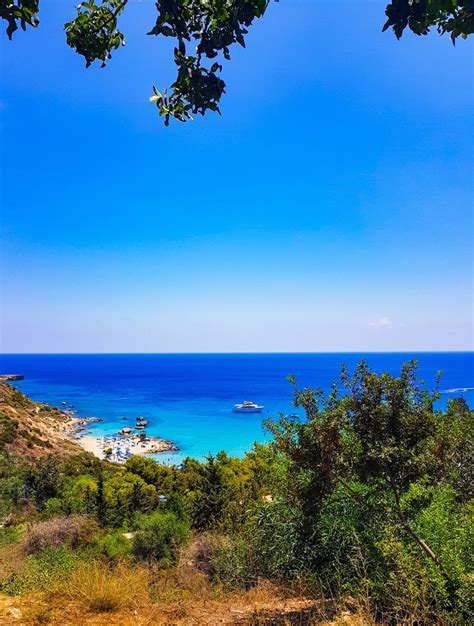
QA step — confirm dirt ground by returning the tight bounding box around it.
[0,590,363,625]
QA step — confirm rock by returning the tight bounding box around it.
[0,374,24,381]
[7,607,22,619]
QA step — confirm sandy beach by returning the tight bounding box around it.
[58,407,178,464]
[77,433,177,463]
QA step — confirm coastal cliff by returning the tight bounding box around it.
[0,383,81,461]
[0,384,178,464]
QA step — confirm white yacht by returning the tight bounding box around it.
[233,400,264,413]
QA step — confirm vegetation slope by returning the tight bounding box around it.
[0,384,80,462]
[0,362,472,624]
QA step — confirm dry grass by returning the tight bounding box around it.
[0,539,381,625]
[0,584,378,625]
[66,560,150,613]
[177,531,226,577]
[1,565,451,625]
[0,542,25,582]
[23,515,99,555]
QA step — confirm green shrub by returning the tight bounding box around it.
[95,530,132,562]
[382,482,474,622]
[0,413,18,448]
[125,456,176,493]
[10,391,30,409]
[62,452,113,480]
[43,497,64,518]
[0,523,25,548]
[211,501,303,589]
[210,535,251,589]
[0,545,81,595]
[132,511,189,564]
[245,502,302,581]
[0,454,24,518]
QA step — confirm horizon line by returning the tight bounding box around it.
[1,350,473,356]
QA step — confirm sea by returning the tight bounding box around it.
[1,353,472,464]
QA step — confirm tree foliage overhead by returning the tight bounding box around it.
[1,0,472,124]
[0,0,39,39]
[384,0,474,41]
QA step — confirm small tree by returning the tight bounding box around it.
[191,455,230,530]
[267,361,455,583]
[103,471,156,527]
[63,475,99,515]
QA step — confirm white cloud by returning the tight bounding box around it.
[369,316,393,328]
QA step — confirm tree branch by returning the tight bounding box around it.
[335,472,452,583]
[91,0,128,35]
[387,473,452,583]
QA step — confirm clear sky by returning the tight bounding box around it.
[0,1,472,353]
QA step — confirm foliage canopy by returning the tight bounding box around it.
[1,1,472,124]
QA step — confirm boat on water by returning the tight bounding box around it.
[233,400,264,413]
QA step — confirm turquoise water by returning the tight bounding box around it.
[1,353,472,463]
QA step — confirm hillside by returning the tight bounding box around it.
[0,365,472,625]
[0,384,81,462]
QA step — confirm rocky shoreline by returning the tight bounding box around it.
[0,374,24,382]
[0,381,178,464]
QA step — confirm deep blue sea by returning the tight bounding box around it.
[1,353,472,463]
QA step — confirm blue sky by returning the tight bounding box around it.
[1,0,472,353]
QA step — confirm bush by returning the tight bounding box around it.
[0,413,19,448]
[178,532,225,577]
[0,523,25,548]
[61,452,112,480]
[375,483,474,622]
[43,497,64,518]
[212,501,303,590]
[1,545,81,595]
[210,535,250,589]
[125,455,176,493]
[67,561,150,613]
[132,511,190,565]
[23,515,99,555]
[95,530,132,562]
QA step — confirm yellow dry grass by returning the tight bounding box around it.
[66,560,150,613]
[0,556,376,625]
[0,591,368,625]
[0,543,25,583]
